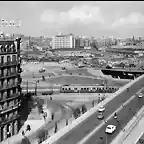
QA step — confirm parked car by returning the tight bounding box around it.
[97,113,104,120]
[105,125,116,134]
[98,106,105,112]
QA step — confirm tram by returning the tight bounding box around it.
[60,84,119,93]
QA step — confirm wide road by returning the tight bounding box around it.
[83,90,144,144]
[56,77,144,144]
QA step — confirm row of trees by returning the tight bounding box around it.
[37,97,107,143]
[73,104,87,119]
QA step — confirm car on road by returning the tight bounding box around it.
[137,93,143,98]
[105,125,116,134]
[97,112,104,119]
[98,106,105,112]
[39,68,46,73]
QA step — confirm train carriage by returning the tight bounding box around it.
[60,84,119,93]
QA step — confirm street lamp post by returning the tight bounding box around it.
[92,100,95,107]
[35,80,39,96]
[26,80,28,94]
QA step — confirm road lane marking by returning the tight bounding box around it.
[77,88,144,144]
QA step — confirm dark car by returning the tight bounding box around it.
[97,113,104,120]
[42,91,53,95]
[39,68,46,73]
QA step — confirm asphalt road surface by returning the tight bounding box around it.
[84,92,144,144]
[56,77,144,144]
[135,133,144,144]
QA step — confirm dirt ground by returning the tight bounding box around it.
[21,62,128,90]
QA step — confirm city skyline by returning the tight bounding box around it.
[0,1,144,37]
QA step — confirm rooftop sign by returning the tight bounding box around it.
[0,18,21,28]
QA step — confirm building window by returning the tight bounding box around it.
[1,56,4,65]
[12,55,17,62]
[9,112,13,120]
[12,78,16,86]
[7,68,11,76]
[11,43,16,52]
[11,67,17,74]
[3,69,7,77]
[7,79,10,88]
[7,56,11,64]
[1,45,5,53]
[7,44,12,53]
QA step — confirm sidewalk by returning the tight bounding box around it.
[122,115,144,144]
[2,106,51,144]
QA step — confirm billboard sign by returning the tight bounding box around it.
[0,18,21,28]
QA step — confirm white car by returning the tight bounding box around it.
[98,106,105,112]
[138,93,143,98]
[105,125,116,134]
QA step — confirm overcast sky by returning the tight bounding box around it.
[0,1,144,37]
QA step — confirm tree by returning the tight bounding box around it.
[66,119,68,126]
[42,76,45,81]
[90,40,99,50]
[81,105,87,114]
[37,104,43,114]
[92,100,95,107]
[54,122,58,133]
[73,108,81,119]
[51,113,54,120]
[101,96,105,101]
[38,130,46,143]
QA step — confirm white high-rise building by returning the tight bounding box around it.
[52,33,75,49]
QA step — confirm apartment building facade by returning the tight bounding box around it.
[0,38,22,142]
[52,33,75,49]
[75,37,91,48]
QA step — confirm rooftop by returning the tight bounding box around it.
[102,68,144,73]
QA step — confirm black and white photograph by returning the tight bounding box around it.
[0,1,144,144]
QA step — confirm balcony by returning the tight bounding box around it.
[0,93,19,103]
[0,72,20,80]
[0,61,19,68]
[0,114,20,126]
[0,83,19,92]
[0,46,17,55]
[0,103,20,115]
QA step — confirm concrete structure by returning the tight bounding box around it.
[0,38,22,142]
[101,68,144,80]
[52,33,75,49]
[45,74,144,144]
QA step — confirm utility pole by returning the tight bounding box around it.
[35,81,38,96]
